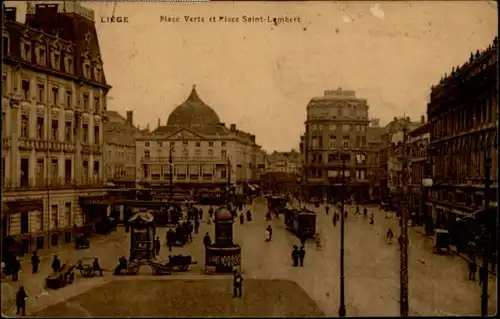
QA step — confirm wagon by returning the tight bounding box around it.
[45,263,76,289]
[147,258,172,276]
[433,229,451,254]
[76,258,96,278]
[113,260,141,276]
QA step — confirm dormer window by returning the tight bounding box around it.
[37,47,46,66]
[21,42,32,61]
[93,65,102,82]
[64,51,74,74]
[51,51,60,70]
[82,60,91,79]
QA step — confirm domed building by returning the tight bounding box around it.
[135,86,262,195]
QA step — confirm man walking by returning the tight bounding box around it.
[203,232,212,248]
[325,205,329,215]
[291,246,299,267]
[233,269,243,298]
[16,286,27,316]
[298,246,306,267]
[31,251,40,274]
[468,260,477,280]
[52,255,61,273]
[154,237,161,256]
[12,257,21,281]
[194,218,200,234]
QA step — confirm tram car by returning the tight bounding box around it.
[266,195,288,216]
[284,207,316,239]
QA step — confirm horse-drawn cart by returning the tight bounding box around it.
[147,255,197,275]
[45,263,76,289]
[113,259,141,276]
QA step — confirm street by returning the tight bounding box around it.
[2,200,497,317]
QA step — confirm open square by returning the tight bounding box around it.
[32,279,325,317]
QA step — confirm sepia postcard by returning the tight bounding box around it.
[1,0,498,318]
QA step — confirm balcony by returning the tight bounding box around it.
[82,144,103,155]
[140,156,229,164]
[2,177,107,191]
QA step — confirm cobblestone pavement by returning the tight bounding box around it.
[3,199,497,317]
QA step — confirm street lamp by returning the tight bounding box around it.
[337,152,349,317]
[169,143,173,201]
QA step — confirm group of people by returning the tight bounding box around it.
[291,245,306,267]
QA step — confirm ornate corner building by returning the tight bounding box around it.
[426,37,498,251]
[301,88,380,202]
[135,86,262,196]
[2,3,111,254]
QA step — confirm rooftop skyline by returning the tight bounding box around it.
[6,1,497,152]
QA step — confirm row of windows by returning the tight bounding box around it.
[308,169,368,179]
[310,136,367,149]
[8,157,99,187]
[144,141,226,148]
[3,35,102,81]
[18,114,100,144]
[5,77,101,111]
[144,149,227,159]
[431,92,495,140]
[310,123,367,133]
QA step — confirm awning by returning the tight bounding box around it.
[129,211,154,223]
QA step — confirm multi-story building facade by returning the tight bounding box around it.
[407,117,430,224]
[135,86,262,195]
[302,88,374,202]
[366,119,384,200]
[266,150,301,175]
[2,3,111,254]
[379,116,421,200]
[104,110,138,187]
[426,37,498,252]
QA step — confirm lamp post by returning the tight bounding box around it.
[169,143,173,201]
[227,158,231,205]
[338,152,348,317]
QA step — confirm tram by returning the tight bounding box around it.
[284,207,316,239]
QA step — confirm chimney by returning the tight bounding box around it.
[157,118,161,128]
[4,7,17,21]
[230,124,236,132]
[393,117,397,121]
[421,115,425,124]
[126,111,133,126]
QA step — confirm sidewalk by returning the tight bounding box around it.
[18,228,126,266]
[411,225,497,277]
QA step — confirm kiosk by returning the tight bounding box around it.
[129,211,156,262]
[205,206,242,273]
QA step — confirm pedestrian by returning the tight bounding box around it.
[199,208,203,220]
[203,232,212,248]
[267,225,273,240]
[333,213,337,227]
[16,286,27,316]
[31,251,40,274]
[479,265,488,287]
[325,205,329,215]
[167,229,174,252]
[92,257,103,276]
[233,269,243,298]
[154,237,161,256]
[265,228,271,242]
[239,213,245,225]
[265,211,272,222]
[363,208,368,219]
[298,246,306,267]
[387,228,394,244]
[468,260,477,280]
[357,206,362,216]
[344,210,348,220]
[246,210,252,222]
[194,218,200,234]
[52,255,61,273]
[187,221,193,242]
[208,206,214,220]
[12,256,21,281]
[291,245,299,267]
[315,233,322,250]
[370,213,375,225]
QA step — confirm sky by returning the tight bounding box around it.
[7,1,498,152]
